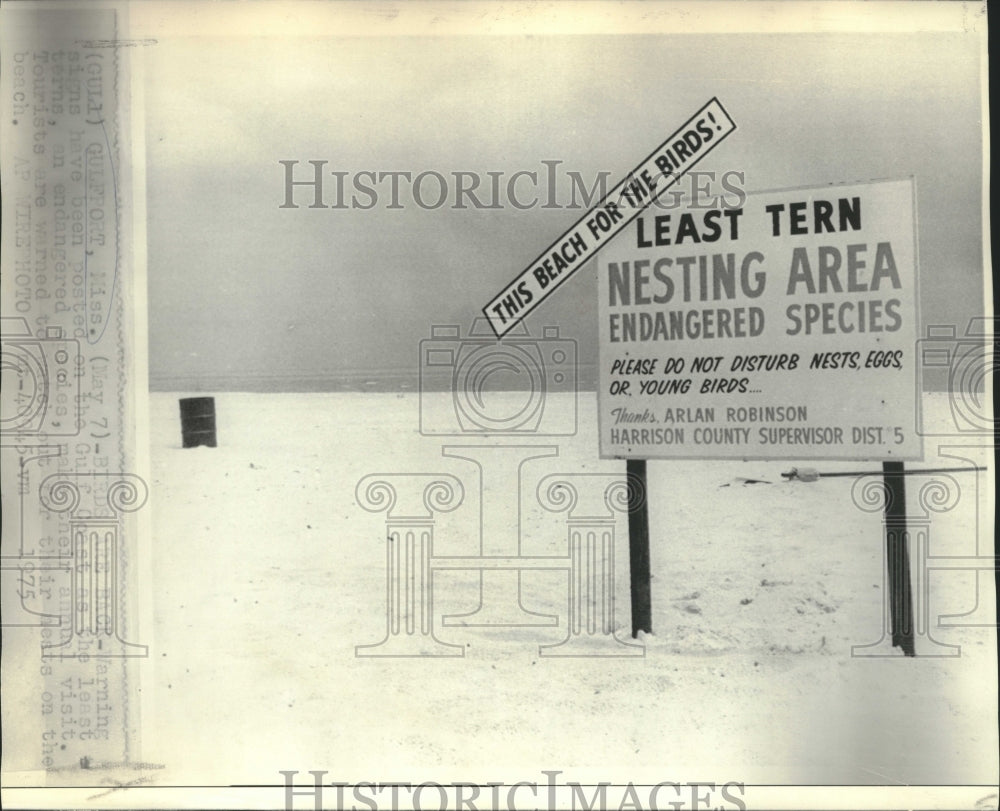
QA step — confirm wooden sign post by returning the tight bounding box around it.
[627,459,653,637]
[882,461,915,656]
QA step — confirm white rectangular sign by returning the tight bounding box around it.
[598,178,922,460]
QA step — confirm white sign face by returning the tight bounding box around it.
[598,178,922,460]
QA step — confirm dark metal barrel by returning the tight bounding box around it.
[179,397,217,448]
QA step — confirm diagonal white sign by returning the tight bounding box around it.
[482,98,737,337]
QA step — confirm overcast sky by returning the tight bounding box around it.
[142,21,985,390]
